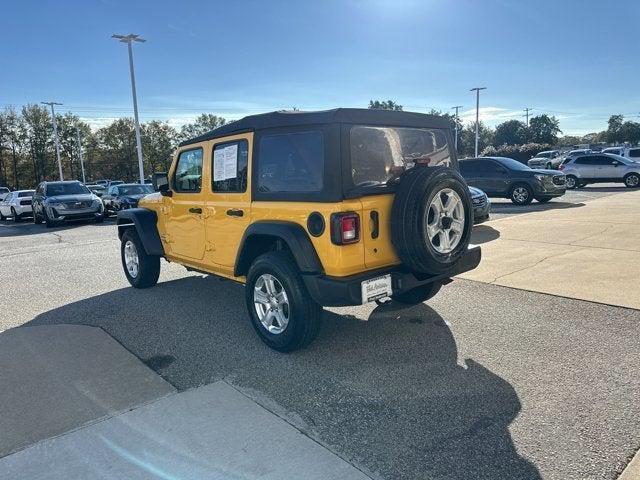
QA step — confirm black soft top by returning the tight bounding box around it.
[179,108,452,147]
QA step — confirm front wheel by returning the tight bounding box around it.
[392,282,442,306]
[245,251,322,352]
[624,173,640,188]
[11,208,21,222]
[510,184,533,205]
[43,208,57,228]
[565,175,578,189]
[33,209,42,224]
[120,229,160,288]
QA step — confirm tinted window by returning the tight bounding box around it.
[573,157,593,165]
[174,148,203,193]
[593,156,613,165]
[629,149,640,158]
[18,191,34,198]
[258,131,323,193]
[494,157,530,171]
[119,185,153,196]
[459,161,478,175]
[45,183,90,196]
[350,126,450,186]
[212,140,249,193]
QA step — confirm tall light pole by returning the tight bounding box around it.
[41,101,64,180]
[451,105,463,152]
[470,87,486,157]
[112,33,146,184]
[76,126,86,184]
[524,107,532,127]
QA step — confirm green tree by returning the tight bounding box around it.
[528,115,562,144]
[142,120,177,174]
[21,104,52,184]
[178,114,226,142]
[620,121,640,144]
[493,120,527,146]
[96,118,137,181]
[460,122,494,157]
[368,100,403,111]
[606,115,624,144]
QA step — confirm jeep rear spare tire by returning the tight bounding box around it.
[391,166,473,274]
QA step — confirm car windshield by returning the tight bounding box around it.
[46,183,90,196]
[119,185,153,196]
[350,125,451,187]
[494,157,531,171]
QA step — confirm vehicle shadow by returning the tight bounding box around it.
[24,276,541,480]
[0,218,114,237]
[490,200,584,214]
[577,186,625,193]
[471,224,500,244]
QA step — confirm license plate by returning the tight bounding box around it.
[361,274,392,304]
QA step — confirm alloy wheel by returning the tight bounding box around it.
[253,274,290,334]
[425,188,465,254]
[512,187,529,204]
[123,240,140,278]
[626,174,639,187]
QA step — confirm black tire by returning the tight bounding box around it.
[11,207,20,222]
[510,183,534,205]
[536,197,552,204]
[120,228,160,288]
[565,175,578,189]
[624,173,640,188]
[391,166,473,275]
[33,209,42,224]
[0,209,5,221]
[245,251,322,352]
[392,282,442,306]
[95,214,104,224]
[43,208,56,228]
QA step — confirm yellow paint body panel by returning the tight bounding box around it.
[138,132,402,283]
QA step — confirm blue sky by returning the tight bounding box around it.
[2,0,639,135]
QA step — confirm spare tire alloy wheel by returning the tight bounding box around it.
[426,189,465,254]
[253,273,290,334]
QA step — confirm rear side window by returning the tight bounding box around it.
[574,157,591,165]
[257,131,324,193]
[628,148,640,158]
[212,140,249,193]
[174,148,203,193]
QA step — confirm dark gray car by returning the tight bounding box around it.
[460,157,566,205]
[32,181,105,228]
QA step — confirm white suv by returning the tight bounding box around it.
[601,146,640,162]
[0,190,35,221]
[560,153,640,189]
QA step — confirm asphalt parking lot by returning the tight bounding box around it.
[1,185,639,480]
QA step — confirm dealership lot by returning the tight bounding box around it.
[0,185,639,479]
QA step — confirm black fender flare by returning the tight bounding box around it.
[117,208,164,256]
[234,221,323,277]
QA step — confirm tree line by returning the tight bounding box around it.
[0,105,225,189]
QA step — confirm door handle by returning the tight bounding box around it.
[226,208,244,217]
[189,207,202,214]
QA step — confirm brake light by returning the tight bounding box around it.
[330,212,360,245]
[559,164,564,170]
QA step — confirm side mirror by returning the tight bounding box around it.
[153,172,172,197]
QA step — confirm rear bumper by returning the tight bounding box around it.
[302,245,481,307]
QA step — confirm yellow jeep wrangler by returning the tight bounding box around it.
[117,109,480,351]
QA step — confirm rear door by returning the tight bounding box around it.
[573,156,596,178]
[164,147,206,260]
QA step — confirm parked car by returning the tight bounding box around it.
[459,156,566,205]
[116,108,481,351]
[469,186,490,224]
[601,146,640,162]
[86,184,106,197]
[560,153,640,189]
[95,179,109,187]
[32,180,105,228]
[527,150,562,170]
[0,190,35,221]
[102,183,153,215]
[0,186,10,201]
[105,180,124,190]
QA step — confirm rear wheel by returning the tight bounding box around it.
[392,282,442,306]
[245,251,322,352]
[120,229,160,288]
[11,207,20,222]
[565,175,578,189]
[510,184,533,205]
[624,173,640,188]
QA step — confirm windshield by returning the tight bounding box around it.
[350,125,451,187]
[46,183,90,196]
[494,157,531,171]
[119,185,153,196]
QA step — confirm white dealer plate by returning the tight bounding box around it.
[361,274,392,304]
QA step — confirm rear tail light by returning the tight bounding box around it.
[558,164,564,170]
[330,212,360,245]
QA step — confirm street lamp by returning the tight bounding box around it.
[451,105,463,152]
[112,33,146,184]
[41,101,64,181]
[470,87,486,157]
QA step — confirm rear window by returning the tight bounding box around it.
[257,130,324,193]
[18,191,34,197]
[628,148,640,158]
[350,125,451,186]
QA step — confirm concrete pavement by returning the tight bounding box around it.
[462,188,640,309]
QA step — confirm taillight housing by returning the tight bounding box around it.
[558,164,565,170]
[330,212,360,245]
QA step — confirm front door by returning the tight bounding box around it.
[164,147,206,260]
[205,135,252,272]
